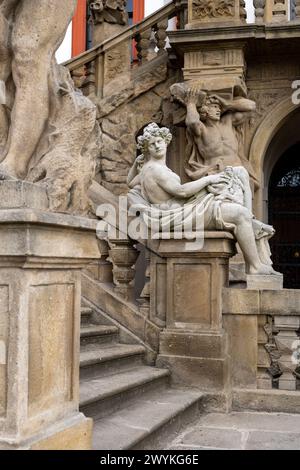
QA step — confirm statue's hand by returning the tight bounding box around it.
[207,173,231,186]
[186,84,206,107]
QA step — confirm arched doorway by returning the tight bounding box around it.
[269,143,300,289]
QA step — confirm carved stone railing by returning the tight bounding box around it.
[223,289,300,393]
[65,0,186,99]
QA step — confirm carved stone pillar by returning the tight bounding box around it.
[88,1,131,97]
[264,0,289,23]
[89,0,129,45]
[155,232,236,397]
[0,182,100,450]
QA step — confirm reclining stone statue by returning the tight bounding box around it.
[127,123,279,276]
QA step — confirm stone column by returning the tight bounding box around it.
[154,232,236,398]
[0,182,99,450]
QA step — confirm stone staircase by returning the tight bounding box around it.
[79,304,203,450]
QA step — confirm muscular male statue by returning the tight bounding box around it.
[0,0,77,179]
[186,88,255,170]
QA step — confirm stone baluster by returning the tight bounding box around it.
[138,248,151,317]
[71,65,86,90]
[135,29,152,64]
[82,60,97,98]
[254,0,266,24]
[108,239,139,301]
[257,316,273,389]
[274,316,300,391]
[155,19,169,54]
[240,0,247,22]
[147,30,158,62]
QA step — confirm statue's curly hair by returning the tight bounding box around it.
[137,123,172,154]
[200,96,222,121]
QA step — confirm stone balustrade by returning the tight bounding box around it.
[223,289,300,394]
[65,0,185,99]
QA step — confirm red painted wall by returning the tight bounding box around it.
[72,0,87,57]
[71,0,145,57]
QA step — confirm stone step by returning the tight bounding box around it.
[80,366,170,420]
[91,388,203,450]
[80,324,119,346]
[80,343,146,380]
[81,307,94,325]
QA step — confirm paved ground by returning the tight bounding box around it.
[168,412,300,450]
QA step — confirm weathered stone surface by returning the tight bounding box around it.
[97,65,179,195]
[168,411,300,450]
[232,389,300,414]
[247,274,283,290]
[180,426,243,450]
[0,0,100,215]
[246,431,300,450]
[157,355,229,391]
[222,288,260,315]
[224,315,258,389]
[160,331,226,359]
[260,289,300,316]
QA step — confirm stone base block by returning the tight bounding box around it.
[0,415,93,450]
[160,330,227,359]
[247,274,283,290]
[157,354,229,391]
[232,389,300,414]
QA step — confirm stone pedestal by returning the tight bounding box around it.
[154,232,236,394]
[0,183,99,450]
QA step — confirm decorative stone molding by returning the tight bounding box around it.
[89,0,128,25]
[187,0,244,26]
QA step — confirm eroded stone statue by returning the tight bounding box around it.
[127,123,279,276]
[0,0,100,214]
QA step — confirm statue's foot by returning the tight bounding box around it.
[0,163,17,181]
[249,264,282,276]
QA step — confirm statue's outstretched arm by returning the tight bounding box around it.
[155,168,230,199]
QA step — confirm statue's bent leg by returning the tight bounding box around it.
[233,166,253,213]
[219,203,275,275]
[1,0,77,178]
